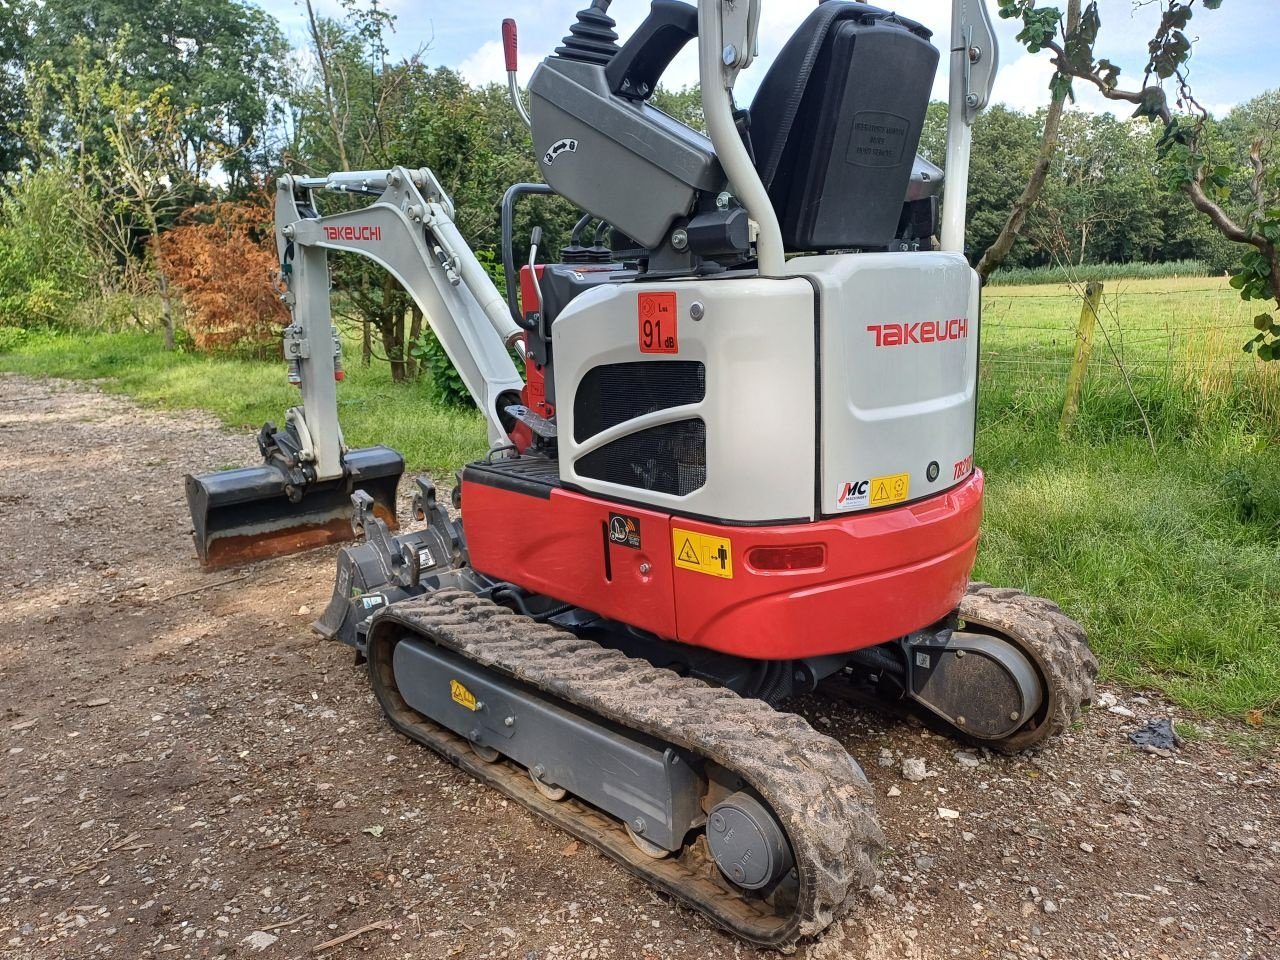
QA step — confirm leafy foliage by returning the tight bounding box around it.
[0,0,29,175]
[24,0,287,188]
[999,1,1280,359]
[153,193,288,352]
[0,165,102,327]
[409,331,471,408]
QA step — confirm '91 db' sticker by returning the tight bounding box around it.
[673,528,733,579]
[638,292,679,354]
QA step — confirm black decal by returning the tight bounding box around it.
[609,513,642,549]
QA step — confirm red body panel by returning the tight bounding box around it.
[463,471,985,660]
[671,474,983,658]
[510,266,554,454]
[463,482,680,640]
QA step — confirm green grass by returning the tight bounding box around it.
[989,258,1211,286]
[0,329,488,474]
[976,277,1280,723]
[2,276,1278,725]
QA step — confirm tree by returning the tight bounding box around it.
[0,0,29,175]
[0,164,102,326]
[1000,0,1280,357]
[652,85,705,132]
[154,193,289,351]
[27,36,224,348]
[924,105,1043,267]
[975,0,1080,280]
[288,0,576,383]
[102,85,225,349]
[1038,113,1165,266]
[25,0,287,187]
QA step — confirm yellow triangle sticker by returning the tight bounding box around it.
[672,528,733,579]
[869,472,911,507]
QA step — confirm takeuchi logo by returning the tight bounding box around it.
[867,318,969,347]
[323,225,382,242]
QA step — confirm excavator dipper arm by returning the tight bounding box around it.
[277,167,527,452]
[185,167,527,568]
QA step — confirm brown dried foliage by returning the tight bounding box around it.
[154,193,288,352]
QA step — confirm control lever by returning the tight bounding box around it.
[503,19,532,129]
[605,0,698,101]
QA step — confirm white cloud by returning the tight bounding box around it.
[990,53,1058,114]
[457,40,543,88]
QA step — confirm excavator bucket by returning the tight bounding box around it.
[185,446,404,570]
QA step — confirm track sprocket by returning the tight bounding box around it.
[957,583,1098,753]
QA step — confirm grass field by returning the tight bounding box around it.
[976,277,1280,723]
[2,276,1277,724]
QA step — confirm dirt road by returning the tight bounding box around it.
[1,373,1276,960]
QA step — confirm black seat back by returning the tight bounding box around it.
[750,2,938,252]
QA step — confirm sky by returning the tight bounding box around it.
[257,0,1278,119]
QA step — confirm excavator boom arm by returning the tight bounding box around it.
[277,166,526,470]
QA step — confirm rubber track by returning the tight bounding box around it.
[364,590,883,950]
[959,583,1099,753]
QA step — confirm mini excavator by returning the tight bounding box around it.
[185,0,1097,947]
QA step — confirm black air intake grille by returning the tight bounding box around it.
[575,419,707,496]
[574,361,706,443]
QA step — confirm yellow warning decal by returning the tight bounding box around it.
[869,472,911,507]
[673,528,734,580]
[450,679,478,711]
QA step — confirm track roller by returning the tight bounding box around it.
[529,766,568,801]
[625,822,673,860]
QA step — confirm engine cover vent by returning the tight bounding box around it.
[573,361,706,443]
[575,419,706,496]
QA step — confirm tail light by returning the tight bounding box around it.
[747,544,827,572]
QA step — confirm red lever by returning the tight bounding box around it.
[502,19,519,73]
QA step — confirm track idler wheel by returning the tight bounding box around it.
[903,584,1098,753]
[957,584,1097,752]
[706,792,795,891]
[853,585,1098,754]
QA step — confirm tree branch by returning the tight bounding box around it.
[977,0,1081,279]
[1041,37,1257,248]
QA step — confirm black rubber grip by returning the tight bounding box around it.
[605,0,698,102]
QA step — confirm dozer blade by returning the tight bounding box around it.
[185,446,404,569]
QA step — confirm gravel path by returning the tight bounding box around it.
[0,373,1276,960]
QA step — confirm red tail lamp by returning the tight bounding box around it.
[747,544,827,572]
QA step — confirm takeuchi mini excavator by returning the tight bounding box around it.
[185,0,1097,947]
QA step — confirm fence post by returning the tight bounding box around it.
[1059,281,1104,438]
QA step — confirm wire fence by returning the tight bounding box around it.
[978,278,1280,441]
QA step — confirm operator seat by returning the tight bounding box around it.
[749,1,939,252]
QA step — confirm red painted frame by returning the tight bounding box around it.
[461,471,984,660]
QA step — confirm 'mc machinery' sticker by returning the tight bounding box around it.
[835,473,911,511]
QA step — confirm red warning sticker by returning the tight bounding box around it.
[638,292,679,354]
